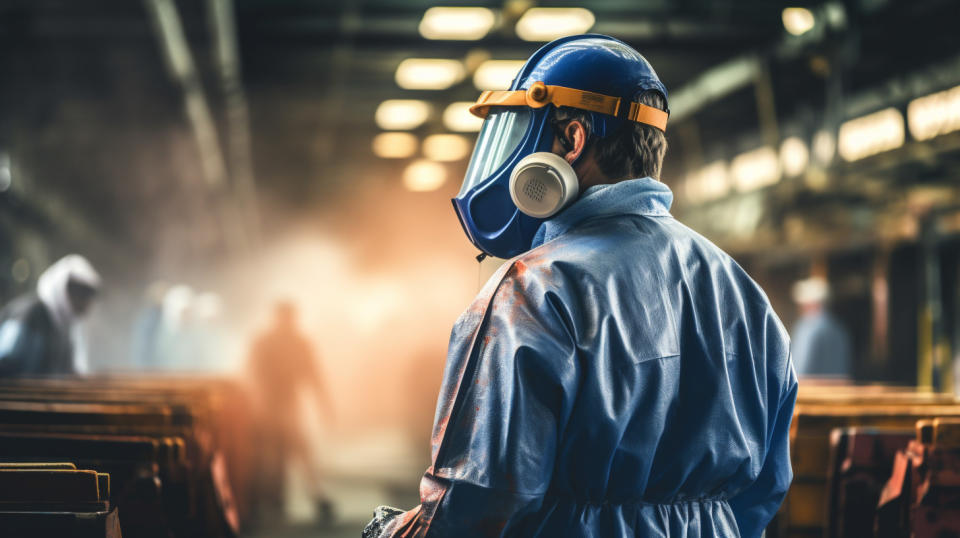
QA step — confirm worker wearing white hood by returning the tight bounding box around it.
[0,254,101,376]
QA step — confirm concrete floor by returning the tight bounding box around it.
[241,430,424,538]
[243,521,365,538]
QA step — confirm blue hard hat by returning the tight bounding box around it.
[452,34,669,259]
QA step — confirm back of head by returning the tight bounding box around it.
[524,35,669,179]
[274,300,297,328]
[37,254,101,326]
[551,92,668,180]
[162,285,194,329]
[792,277,830,307]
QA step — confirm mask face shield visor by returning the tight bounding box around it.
[458,107,532,197]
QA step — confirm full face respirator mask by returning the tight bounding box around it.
[452,34,669,260]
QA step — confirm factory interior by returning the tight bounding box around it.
[1,0,960,536]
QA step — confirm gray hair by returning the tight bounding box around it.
[551,91,668,180]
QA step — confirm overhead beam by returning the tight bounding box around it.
[143,0,249,254]
[669,55,761,122]
[667,4,836,123]
[844,53,960,118]
[208,0,261,251]
[143,0,227,190]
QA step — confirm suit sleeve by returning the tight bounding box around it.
[729,357,798,538]
[371,263,579,537]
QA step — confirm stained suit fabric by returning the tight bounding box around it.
[371,178,797,538]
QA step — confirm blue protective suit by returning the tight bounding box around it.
[376,178,797,537]
[791,311,852,378]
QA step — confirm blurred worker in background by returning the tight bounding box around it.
[131,280,168,369]
[155,284,195,369]
[140,285,230,372]
[0,254,101,376]
[366,35,796,538]
[245,300,334,525]
[182,291,227,371]
[791,276,852,378]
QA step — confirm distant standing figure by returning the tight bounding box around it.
[246,300,333,523]
[131,281,168,369]
[156,284,194,369]
[791,276,852,378]
[0,254,101,376]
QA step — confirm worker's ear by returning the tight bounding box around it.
[552,120,588,165]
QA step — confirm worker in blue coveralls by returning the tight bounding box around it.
[365,34,797,538]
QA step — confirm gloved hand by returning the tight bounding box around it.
[362,505,405,538]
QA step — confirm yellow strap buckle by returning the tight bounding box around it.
[468,81,668,131]
[627,102,669,132]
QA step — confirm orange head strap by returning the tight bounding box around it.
[468,81,668,132]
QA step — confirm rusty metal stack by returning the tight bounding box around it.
[777,382,960,537]
[0,376,256,538]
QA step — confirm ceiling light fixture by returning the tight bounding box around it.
[372,132,419,159]
[443,102,484,132]
[779,137,809,177]
[419,7,496,41]
[782,7,815,36]
[907,84,960,141]
[395,58,466,90]
[515,8,595,42]
[731,147,781,192]
[838,108,904,161]
[684,161,730,204]
[375,100,432,131]
[473,59,525,90]
[403,159,447,192]
[423,134,472,161]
